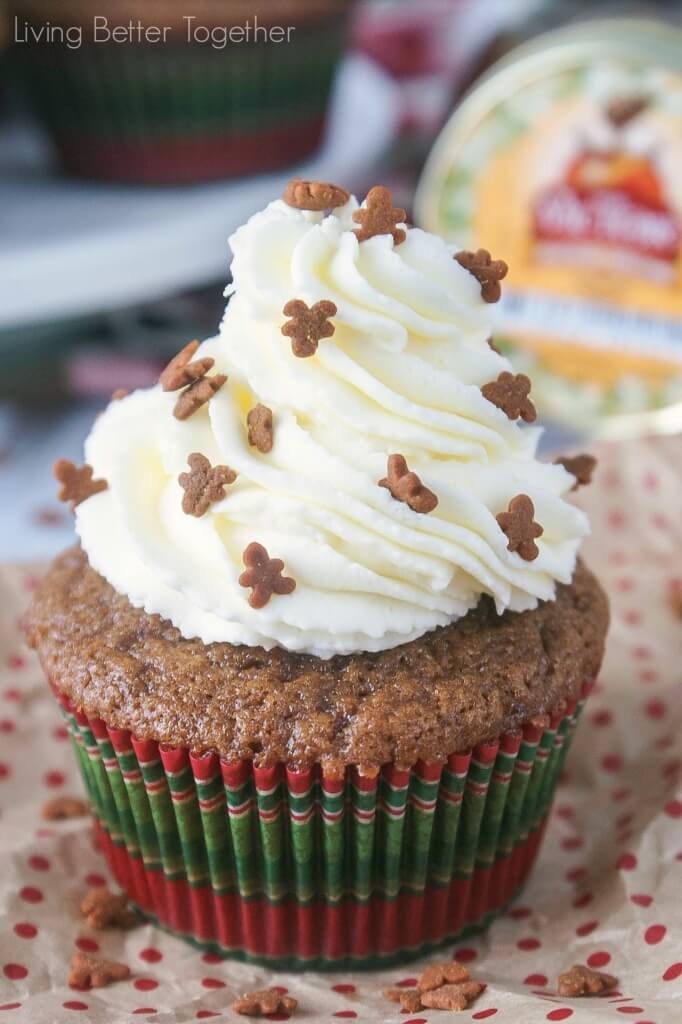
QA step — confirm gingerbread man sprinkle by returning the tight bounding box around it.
[669,579,682,620]
[455,248,508,302]
[606,94,648,128]
[379,454,438,514]
[54,460,108,511]
[282,299,337,357]
[283,178,350,211]
[173,373,227,420]
[558,964,618,998]
[80,887,138,930]
[481,371,537,423]
[178,453,237,517]
[352,185,406,245]
[385,960,483,1013]
[421,982,484,1011]
[555,453,597,489]
[416,961,471,992]
[384,988,423,1013]
[496,494,544,561]
[160,339,215,392]
[239,542,296,609]
[247,403,274,453]
[69,951,130,990]
[232,988,298,1017]
[41,796,88,821]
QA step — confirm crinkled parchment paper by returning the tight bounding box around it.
[0,435,681,1023]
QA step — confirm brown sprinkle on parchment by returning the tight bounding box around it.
[417,961,470,992]
[352,185,406,245]
[160,339,215,392]
[282,298,337,358]
[80,887,137,930]
[247,403,274,453]
[455,248,508,302]
[173,373,227,420]
[283,178,350,211]
[54,460,108,511]
[232,988,298,1017]
[379,454,438,514]
[384,961,483,1013]
[383,988,403,1003]
[384,988,423,1012]
[239,542,296,609]
[558,964,618,997]
[669,579,682,619]
[481,371,537,423]
[68,951,130,990]
[178,452,237,517]
[555,453,597,489]
[496,494,544,561]
[421,981,484,1011]
[41,796,88,821]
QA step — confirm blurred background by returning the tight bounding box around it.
[1,0,682,560]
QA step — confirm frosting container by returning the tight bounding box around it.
[416,18,682,439]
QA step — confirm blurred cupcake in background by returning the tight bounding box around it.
[10,0,353,182]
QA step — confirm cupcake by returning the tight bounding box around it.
[11,0,351,183]
[24,181,608,968]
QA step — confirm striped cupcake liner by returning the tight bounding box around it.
[15,15,347,182]
[53,682,591,969]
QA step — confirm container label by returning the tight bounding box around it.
[422,60,682,419]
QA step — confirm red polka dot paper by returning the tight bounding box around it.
[0,435,681,1022]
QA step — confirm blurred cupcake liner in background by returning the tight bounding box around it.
[9,0,353,183]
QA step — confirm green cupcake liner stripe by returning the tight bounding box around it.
[193,765,237,894]
[429,760,468,886]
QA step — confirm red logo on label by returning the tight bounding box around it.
[534,184,680,262]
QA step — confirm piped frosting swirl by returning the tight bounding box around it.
[75,188,589,657]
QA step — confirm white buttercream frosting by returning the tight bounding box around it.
[76,192,589,657]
